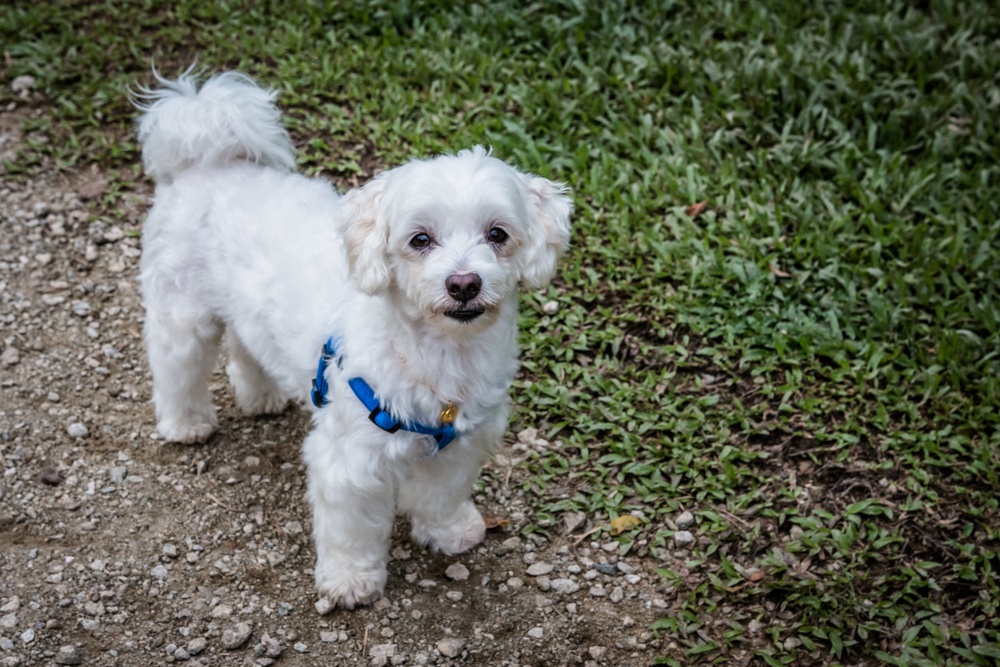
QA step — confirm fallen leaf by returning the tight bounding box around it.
[609,515,642,535]
[77,176,108,200]
[769,263,791,278]
[483,516,510,531]
[685,201,709,218]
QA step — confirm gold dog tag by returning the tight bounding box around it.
[439,404,459,423]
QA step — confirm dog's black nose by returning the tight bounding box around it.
[446,273,482,302]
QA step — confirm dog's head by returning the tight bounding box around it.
[339,147,572,330]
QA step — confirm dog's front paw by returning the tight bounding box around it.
[411,502,486,556]
[315,565,386,612]
[157,418,217,445]
[235,390,289,417]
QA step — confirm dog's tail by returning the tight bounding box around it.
[132,68,296,184]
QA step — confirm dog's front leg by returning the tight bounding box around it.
[303,424,395,610]
[398,418,503,556]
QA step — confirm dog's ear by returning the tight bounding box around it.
[340,177,391,295]
[518,175,573,290]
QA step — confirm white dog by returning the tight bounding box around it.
[134,71,571,609]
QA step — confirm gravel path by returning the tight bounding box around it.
[0,109,669,666]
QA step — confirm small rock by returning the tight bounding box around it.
[445,563,469,581]
[0,597,19,613]
[67,423,88,439]
[293,642,308,653]
[11,75,36,95]
[261,635,283,658]
[41,466,62,486]
[549,578,581,595]
[173,647,190,661]
[588,646,607,659]
[436,637,465,658]
[54,645,82,666]
[673,530,695,548]
[542,300,560,315]
[150,564,168,578]
[320,631,337,643]
[314,598,334,615]
[517,428,539,445]
[593,562,618,576]
[221,622,252,650]
[370,643,396,666]
[748,619,764,634]
[20,628,34,644]
[210,605,232,619]
[187,637,207,655]
[527,627,544,639]
[526,562,553,577]
[108,467,127,484]
[675,511,695,529]
[610,587,625,603]
[0,347,19,367]
[71,300,91,317]
[162,544,178,558]
[0,613,16,629]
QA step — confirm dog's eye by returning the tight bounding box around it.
[487,227,509,246]
[409,233,432,250]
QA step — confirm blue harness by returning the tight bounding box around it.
[311,337,458,450]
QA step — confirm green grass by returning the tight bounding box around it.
[3,0,998,664]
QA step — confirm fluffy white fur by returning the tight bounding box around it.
[135,70,572,609]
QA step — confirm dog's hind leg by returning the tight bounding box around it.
[224,331,289,416]
[144,307,223,444]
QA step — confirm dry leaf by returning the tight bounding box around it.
[483,516,510,531]
[769,263,791,278]
[749,570,766,582]
[609,515,642,536]
[685,201,709,218]
[77,176,108,200]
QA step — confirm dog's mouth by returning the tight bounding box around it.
[443,307,486,323]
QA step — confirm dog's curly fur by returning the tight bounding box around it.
[135,70,571,608]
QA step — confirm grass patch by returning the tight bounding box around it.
[3,0,998,663]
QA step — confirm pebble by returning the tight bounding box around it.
[673,531,695,548]
[593,562,617,576]
[314,598,334,615]
[675,511,695,529]
[549,578,581,595]
[67,423,88,439]
[445,563,470,581]
[150,564,168,578]
[162,544,178,558]
[436,637,465,658]
[221,622,253,649]
[370,643,396,666]
[0,598,18,613]
[19,629,34,644]
[187,637,207,655]
[542,300,560,315]
[173,647,191,661]
[11,75,35,94]
[108,466,127,484]
[293,642,308,653]
[54,645,82,666]
[1,346,20,366]
[527,627,544,639]
[588,646,607,659]
[526,562,553,576]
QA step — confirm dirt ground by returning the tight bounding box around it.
[0,107,672,666]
